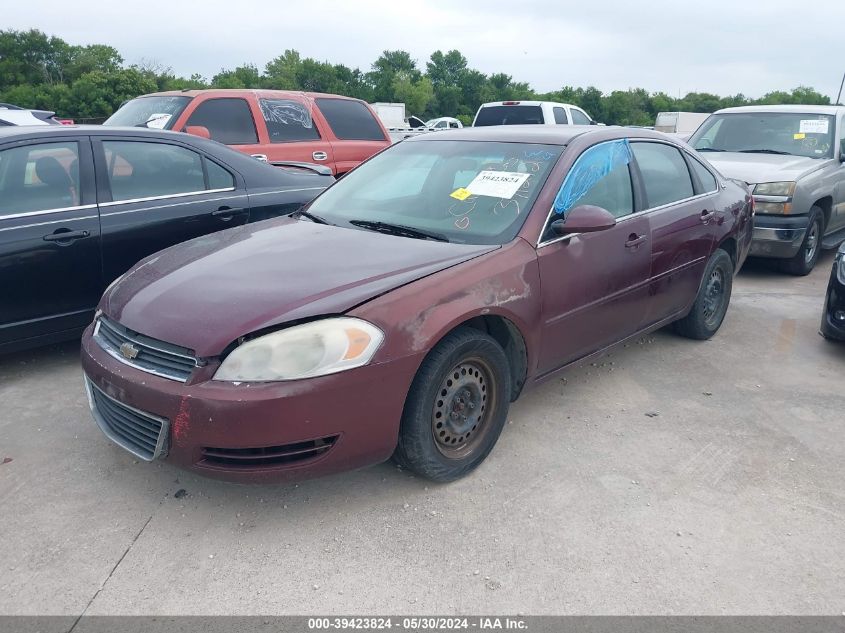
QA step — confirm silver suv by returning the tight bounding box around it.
[689,105,845,275]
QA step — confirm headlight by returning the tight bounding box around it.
[213,317,383,382]
[754,201,792,215]
[753,181,796,196]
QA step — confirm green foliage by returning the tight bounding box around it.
[0,28,834,124]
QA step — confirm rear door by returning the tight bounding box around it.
[536,140,651,374]
[255,96,336,172]
[0,137,102,346]
[630,141,718,326]
[314,97,390,175]
[93,136,249,284]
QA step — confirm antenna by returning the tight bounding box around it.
[838,71,845,105]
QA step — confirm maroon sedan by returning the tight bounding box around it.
[81,126,753,483]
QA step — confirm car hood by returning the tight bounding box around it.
[701,152,829,185]
[104,217,498,357]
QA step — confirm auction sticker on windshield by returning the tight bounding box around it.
[465,171,531,199]
[799,119,829,134]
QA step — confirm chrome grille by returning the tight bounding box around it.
[94,316,200,382]
[85,378,169,461]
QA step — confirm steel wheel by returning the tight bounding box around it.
[702,267,726,328]
[431,358,497,458]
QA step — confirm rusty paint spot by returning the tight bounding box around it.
[1,457,12,465]
[172,396,191,446]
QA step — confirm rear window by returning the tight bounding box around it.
[474,105,543,126]
[315,98,386,141]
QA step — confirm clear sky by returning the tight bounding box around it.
[6,0,844,99]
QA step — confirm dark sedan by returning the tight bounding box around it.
[81,126,753,483]
[0,125,332,353]
[820,242,845,340]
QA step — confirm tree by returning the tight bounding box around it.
[264,50,301,90]
[369,50,420,102]
[211,64,261,89]
[392,75,433,116]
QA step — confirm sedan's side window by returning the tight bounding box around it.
[0,141,80,215]
[631,142,694,208]
[103,141,206,201]
[689,156,718,193]
[552,140,634,221]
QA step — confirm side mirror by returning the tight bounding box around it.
[183,125,211,139]
[551,204,617,236]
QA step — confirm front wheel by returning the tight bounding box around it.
[393,327,511,482]
[780,207,823,276]
[675,249,734,340]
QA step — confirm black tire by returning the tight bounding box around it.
[675,249,734,340]
[393,327,511,482]
[780,206,823,276]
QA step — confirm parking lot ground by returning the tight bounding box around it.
[1,252,843,616]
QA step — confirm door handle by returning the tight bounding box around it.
[700,210,717,223]
[212,206,244,221]
[43,229,90,243]
[625,233,647,248]
[312,151,328,161]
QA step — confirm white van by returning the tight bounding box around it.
[654,112,710,135]
[472,101,596,126]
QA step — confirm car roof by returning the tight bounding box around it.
[479,101,579,108]
[138,89,364,102]
[0,125,197,140]
[713,104,845,115]
[404,124,675,146]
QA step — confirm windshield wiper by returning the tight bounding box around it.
[293,209,331,225]
[349,220,449,242]
[696,147,725,152]
[739,149,791,155]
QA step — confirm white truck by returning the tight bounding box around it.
[472,101,596,126]
[654,111,710,136]
[371,102,436,143]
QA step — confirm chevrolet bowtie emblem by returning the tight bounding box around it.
[119,342,139,360]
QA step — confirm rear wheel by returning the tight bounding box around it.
[780,206,823,276]
[393,327,510,482]
[675,249,734,340]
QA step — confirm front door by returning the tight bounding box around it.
[536,140,651,375]
[0,137,102,346]
[93,137,250,284]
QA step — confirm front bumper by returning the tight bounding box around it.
[749,214,809,259]
[820,263,845,341]
[81,323,422,483]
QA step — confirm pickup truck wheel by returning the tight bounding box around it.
[675,249,734,340]
[780,207,823,276]
[393,327,510,482]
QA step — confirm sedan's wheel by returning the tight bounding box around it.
[675,248,734,340]
[780,206,823,276]
[393,327,510,482]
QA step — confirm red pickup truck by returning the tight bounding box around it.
[104,89,390,176]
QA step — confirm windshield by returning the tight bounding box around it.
[689,112,835,159]
[104,96,191,129]
[307,140,562,245]
[474,106,543,126]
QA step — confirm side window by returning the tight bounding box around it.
[0,141,81,215]
[315,98,386,141]
[259,98,321,143]
[185,98,258,145]
[571,109,591,125]
[631,142,694,208]
[205,159,235,190]
[553,107,568,124]
[551,140,634,224]
[689,157,718,193]
[103,141,205,201]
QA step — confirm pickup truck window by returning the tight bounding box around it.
[690,112,835,159]
[315,98,386,141]
[474,105,543,126]
[571,109,591,125]
[260,99,321,143]
[631,142,694,208]
[553,107,568,124]
[185,98,258,145]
